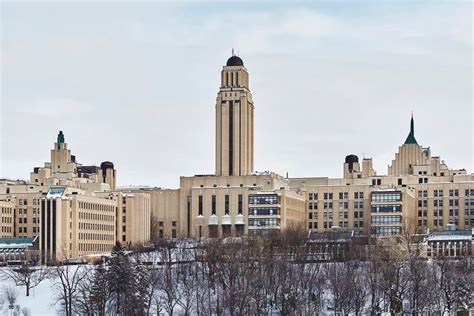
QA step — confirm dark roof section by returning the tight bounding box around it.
[101,161,114,170]
[77,165,100,174]
[0,237,37,245]
[345,154,359,164]
[226,55,244,67]
[404,114,418,145]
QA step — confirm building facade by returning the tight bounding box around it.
[0,53,472,257]
[215,54,254,177]
[0,199,14,238]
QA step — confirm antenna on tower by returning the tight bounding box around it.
[232,48,235,56]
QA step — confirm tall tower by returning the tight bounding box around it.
[215,53,254,176]
[51,131,76,174]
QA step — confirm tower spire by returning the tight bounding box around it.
[404,113,418,145]
[57,131,65,144]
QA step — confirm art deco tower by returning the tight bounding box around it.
[215,53,254,176]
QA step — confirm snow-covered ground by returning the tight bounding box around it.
[0,273,57,315]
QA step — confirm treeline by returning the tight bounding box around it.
[1,228,473,315]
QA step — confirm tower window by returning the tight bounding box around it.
[211,195,216,215]
[225,195,229,214]
[198,195,203,216]
[229,101,234,175]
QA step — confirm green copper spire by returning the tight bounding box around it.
[404,114,418,145]
[57,131,65,144]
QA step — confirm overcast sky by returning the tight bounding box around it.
[1,1,472,188]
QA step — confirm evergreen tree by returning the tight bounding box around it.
[107,241,147,315]
[89,264,109,316]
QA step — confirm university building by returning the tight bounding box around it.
[147,54,473,239]
[0,53,472,261]
[0,132,151,263]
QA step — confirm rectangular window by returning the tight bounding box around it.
[211,195,216,215]
[198,195,203,216]
[238,194,243,214]
[228,101,234,175]
[224,195,229,214]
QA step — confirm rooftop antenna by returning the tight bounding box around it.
[232,48,235,56]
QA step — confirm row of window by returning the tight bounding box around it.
[79,232,114,241]
[308,192,365,201]
[158,221,177,227]
[1,227,12,233]
[414,209,473,219]
[371,192,402,202]
[78,222,114,231]
[419,189,474,198]
[371,226,401,235]
[248,207,279,216]
[79,243,112,252]
[319,201,365,209]
[78,201,115,212]
[17,208,40,215]
[1,207,13,214]
[249,195,279,205]
[198,194,244,216]
[79,212,114,222]
[248,218,280,227]
[309,211,365,221]
[371,205,402,213]
[371,215,401,224]
[1,217,12,223]
[316,221,363,229]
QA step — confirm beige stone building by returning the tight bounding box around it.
[215,55,254,177]
[0,133,139,262]
[115,191,151,245]
[30,131,116,191]
[127,55,307,239]
[0,199,14,238]
[139,56,472,239]
[1,53,472,254]
[290,115,473,236]
[40,186,116,263]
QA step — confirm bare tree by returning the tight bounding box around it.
[2,285,19,311]
[2,262,49,296]
[50,261,91,316]
[150,214,160,244]
[434,255,474,313]
[175,244,199,315]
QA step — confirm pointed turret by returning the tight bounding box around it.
[404,114,418,145]
[57,131,65,144]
